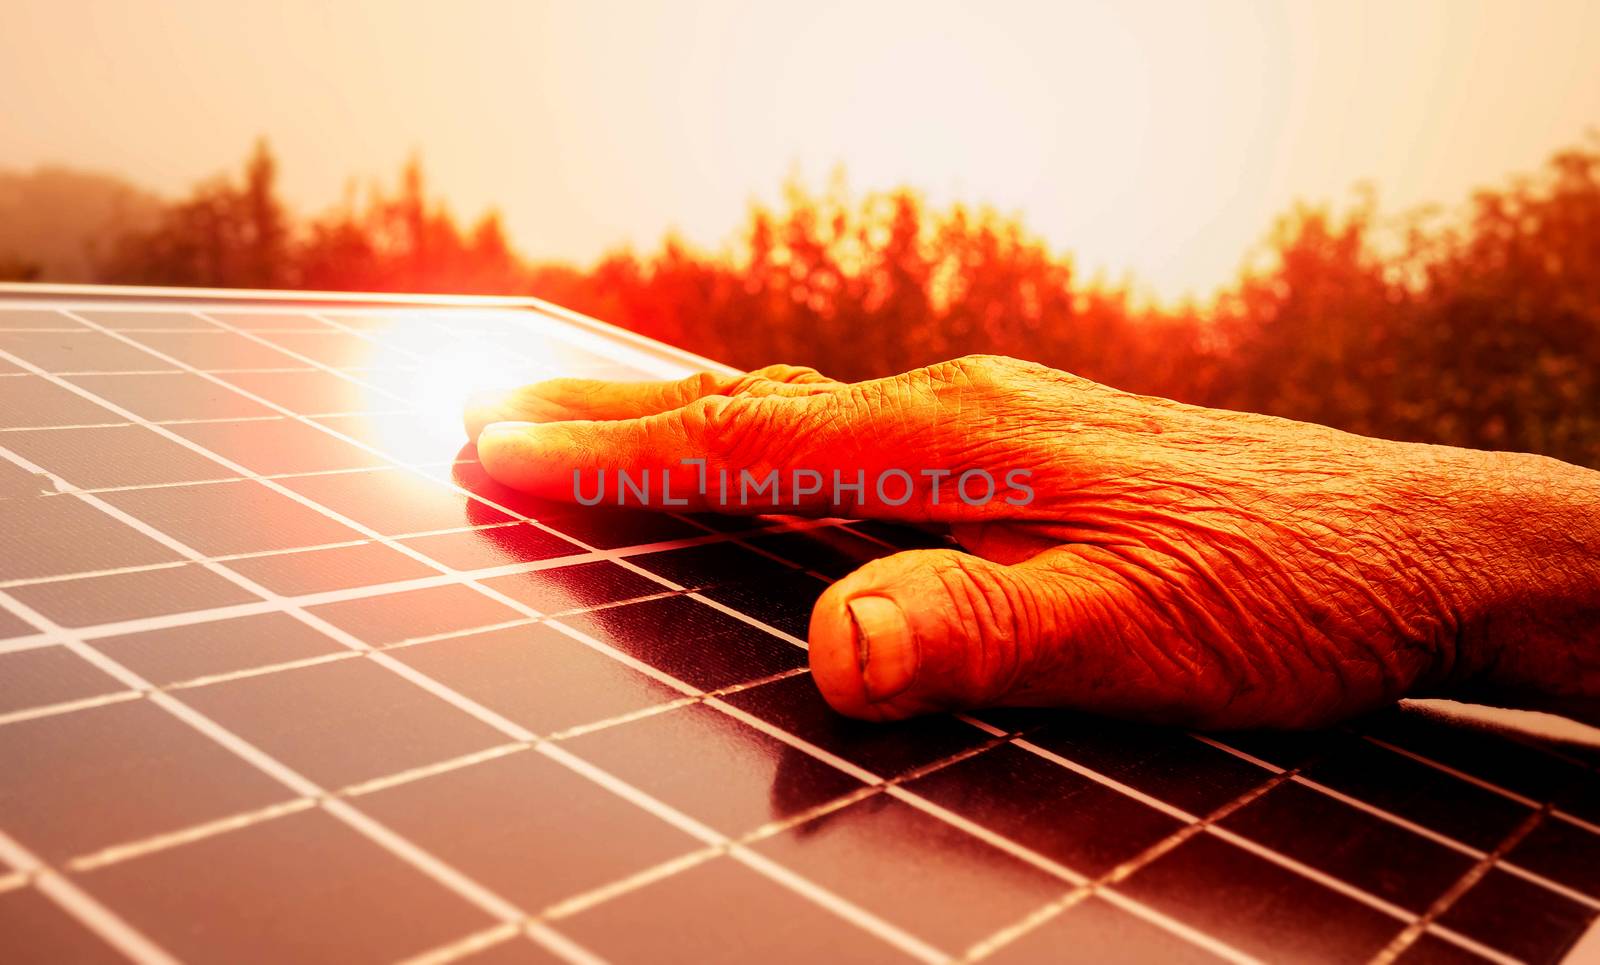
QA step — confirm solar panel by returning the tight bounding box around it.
[2,286,1598,964]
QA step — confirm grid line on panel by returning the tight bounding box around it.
[665,521,856,597]
[53,665,812,883]
[0,478,841,598]
[0,829,179,965]
[400,922,607,965]
[703,698,1273,964]
[492,729,1024,947]
[528,739,956,964]
[0,512,848,732]
[1201,732,1600,915]
[0,402,421,433]
[524,716,1011,928]
[1202,733,1501,857]
[1363,734,1543,809]
[1207,825,1416,921]
[2,366,414,377]
[66,798,322,874]
[1010,736,1197,823]
[537,849,729,931]
[0,413,290,433]
[1193,734,1595,958]
[1372,808,1551,965]
[0,572,598,963]
[956,755,1290,964]
[54,662,811,883]
[961,734,1531,965]
[0,688,147,728]
[1362,733,1600,838]
[0,458,462,512]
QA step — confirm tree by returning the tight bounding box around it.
[101,138,290,288]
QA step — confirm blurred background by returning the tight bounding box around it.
[3,0,1599,467]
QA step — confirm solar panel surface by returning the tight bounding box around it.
[1,287,1598,964]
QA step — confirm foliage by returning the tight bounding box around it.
[1211,143,1600,466]
[100,140,290,289]
[36,136,1600,468]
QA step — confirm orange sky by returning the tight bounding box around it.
[4,0,1599,301]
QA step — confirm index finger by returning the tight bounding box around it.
[463,364,840,440]
[474,361,1036,521]
[475,392,870,516]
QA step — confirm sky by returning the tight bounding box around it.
[4,0,1599,301]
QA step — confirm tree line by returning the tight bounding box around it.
[10,137,1599,468]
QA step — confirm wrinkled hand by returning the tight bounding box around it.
[465,355,1600,729]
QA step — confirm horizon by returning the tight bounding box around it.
[5,0,1600,301]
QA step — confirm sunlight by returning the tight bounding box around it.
[336,313,531,466]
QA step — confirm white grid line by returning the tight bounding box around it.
[1371,806,1550,965]
[0,581,600,963]
[1198,732,1600,912]
[51,667,808,883]
[994,735,1549,964]
[708,698,1264,964]
[1359,732,1600,838]
[66,799,321,875]
[0,458,463,511]
[0,828,180,965]
[0,513,849,648]
[959,752,1292,964]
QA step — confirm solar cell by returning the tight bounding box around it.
[1,287,1598,964]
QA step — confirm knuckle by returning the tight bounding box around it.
[837,379,895,429]
[678,395,807,471]
[689,370,726,397]
[933,354,1029,388]
[727,372,775,395]
[749,363,833,386]
[726,364,840,400]
[680,396,751,454]
[665,371,730,409]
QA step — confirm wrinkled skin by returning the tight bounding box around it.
[465,355,1600,729]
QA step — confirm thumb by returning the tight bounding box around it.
[807,546,1232,724]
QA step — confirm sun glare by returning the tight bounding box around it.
[330,312,531,466]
